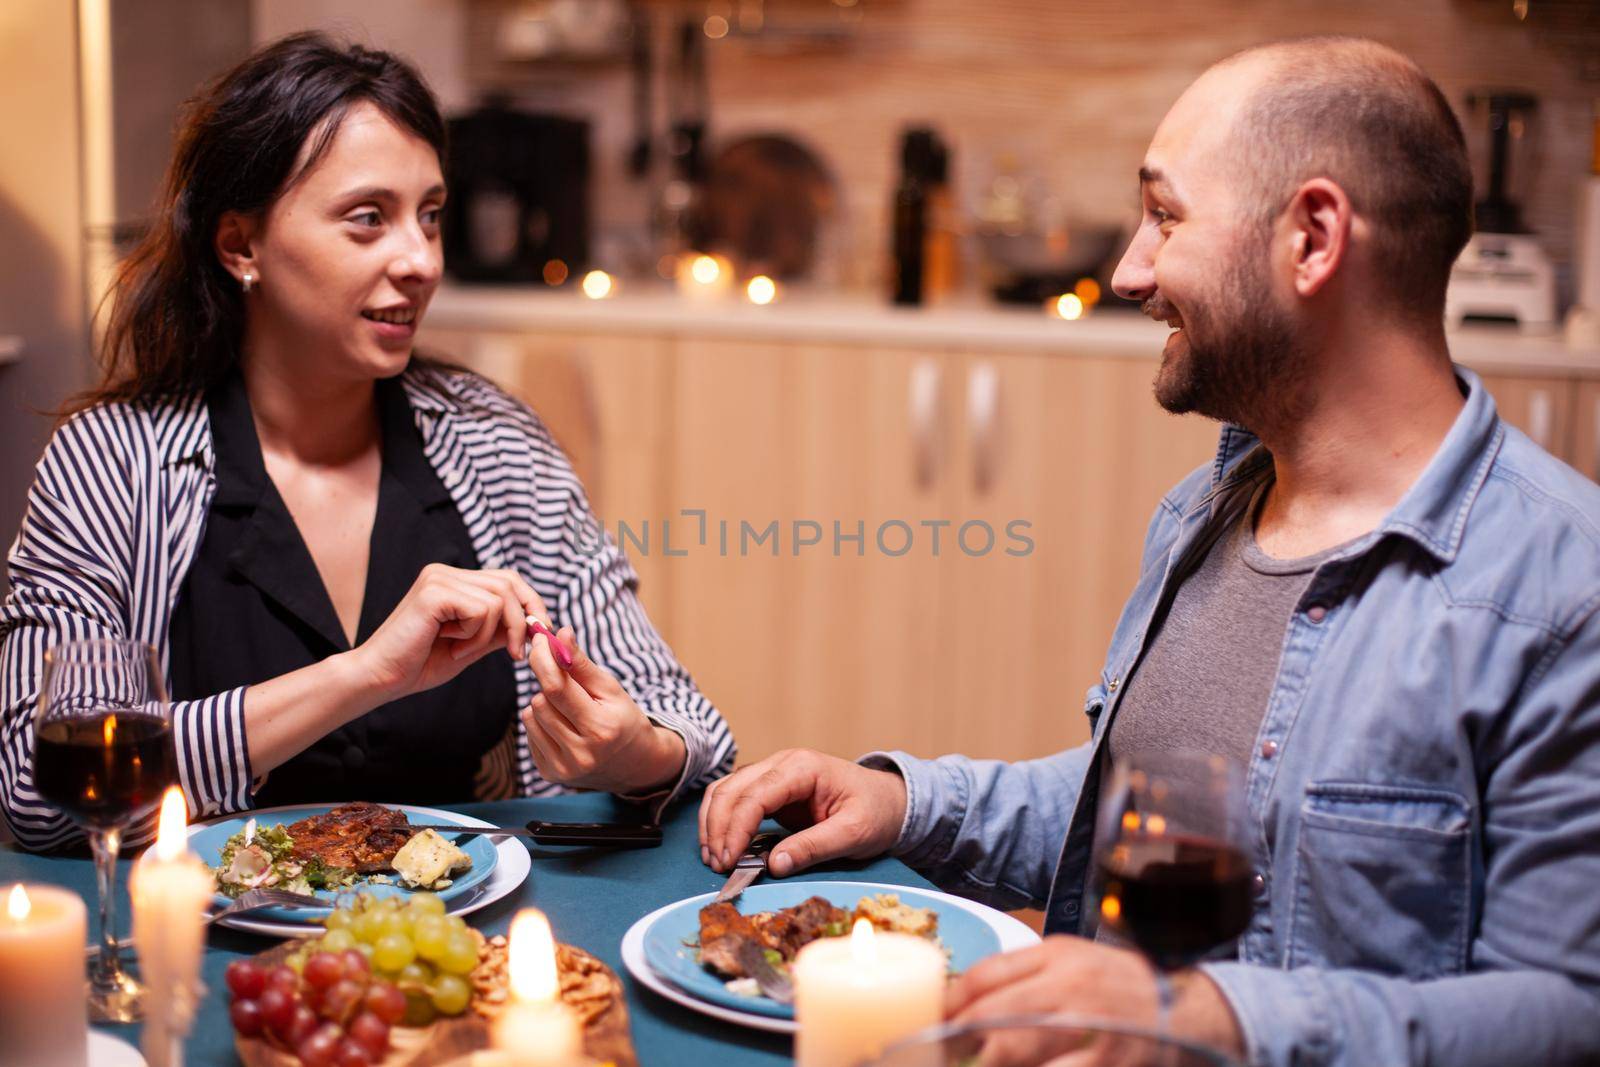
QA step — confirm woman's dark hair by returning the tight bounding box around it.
[70,32,447,412]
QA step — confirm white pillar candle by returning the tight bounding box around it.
[493,908,583,1067]
[794,918,946,1067]
[131,786,212,1067]
[0,883,88,1067]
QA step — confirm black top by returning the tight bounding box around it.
[169,371,517,806]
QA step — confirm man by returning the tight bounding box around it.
[700,37,1600,1066]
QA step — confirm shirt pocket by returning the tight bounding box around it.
[1288,782,1473,979]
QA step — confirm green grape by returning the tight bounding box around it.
[285,951,306,974]
[406,893,446,918]
[374,910,408,940]
[430,974,471,1016]
[372,932,416,972]
[374,896,402,914]
[354,941,376,961]
[349,909,384,944]
[444,915,469,936]
[412,916,449,962]
[396,960,433,987]
[323,909,355,933]
[437,931,479,976]
[320,928,357,954]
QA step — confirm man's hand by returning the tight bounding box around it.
[698,749,907,876]
[947,936,1245,1062]
[522,624,687,794]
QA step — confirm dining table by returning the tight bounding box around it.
[0,792,951,1067]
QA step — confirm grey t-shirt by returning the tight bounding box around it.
[1106,481,1345,773]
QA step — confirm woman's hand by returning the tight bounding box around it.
[522,624,687,794]
[351,564,549,701]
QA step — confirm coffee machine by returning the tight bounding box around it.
[1446,91,1559,329]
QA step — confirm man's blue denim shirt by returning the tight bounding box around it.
[866,368,1600,1067]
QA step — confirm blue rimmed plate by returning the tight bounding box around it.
[624,880,1040,1032]
[188,802,505,930]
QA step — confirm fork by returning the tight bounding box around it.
[89,886,329,957]
[208,886,328,926]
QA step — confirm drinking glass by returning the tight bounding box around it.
[1093,750,1252,1032]
[33,638,177,1022]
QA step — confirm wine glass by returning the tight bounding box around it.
[33,638,177,1023]
[1093,750,1252,1033]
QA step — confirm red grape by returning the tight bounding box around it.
[225,959,267,1000]
[348,1011,390,1057]
[285,1004,320,1047]
[341,948,372,982]
[303,952,344,990]
[267,965,300,996]
[362,982,406,1026]
[295,1022,343,1067]
[321,979,364,1025]
[333,1037,373,1067]
[258,987,296,1035]
[229,998,265,1038]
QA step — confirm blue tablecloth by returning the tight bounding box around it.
[0,794,939,1066]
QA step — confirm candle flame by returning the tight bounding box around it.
[849,916,877,965]
[7,884,29,921]
[508,908,559,1004]
[155,785,188,862]
[102,713,117,746]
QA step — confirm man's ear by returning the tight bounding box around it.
[1284,178,1351,300]
[214,211,259,285]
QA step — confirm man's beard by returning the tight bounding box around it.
[1147,249,1310,433]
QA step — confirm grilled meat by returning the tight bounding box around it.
[698,895,849,978]
[285,802,413,872]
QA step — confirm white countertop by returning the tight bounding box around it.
[425,285,1600,378]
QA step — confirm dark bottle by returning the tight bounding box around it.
[892,128,941,306]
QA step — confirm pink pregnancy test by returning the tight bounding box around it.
[526,616,575,670]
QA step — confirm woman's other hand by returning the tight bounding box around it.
[352,564,549,699]
[522,624,687,794]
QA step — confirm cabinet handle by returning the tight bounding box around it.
[1527,388,1553,450]
[967,360,1001,495]
[909,357,942,491]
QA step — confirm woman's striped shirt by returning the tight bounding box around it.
[0,364,736,851]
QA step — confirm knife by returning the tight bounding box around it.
[408,821,663,847]
[714,830,784,903]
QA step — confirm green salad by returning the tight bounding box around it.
[213,821,358,898]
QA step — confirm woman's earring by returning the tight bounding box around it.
[241,270,255,294]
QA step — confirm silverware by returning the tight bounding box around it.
[734,939,794,1004]
[87,887,329,957]
[408,821,663,847]
[714,831,783,903]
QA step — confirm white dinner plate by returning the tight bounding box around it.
[187,802,531,938]
[619,880,1042,1035]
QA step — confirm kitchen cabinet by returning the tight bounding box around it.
[1574,381,1600,482]
[1478,373,1575,460]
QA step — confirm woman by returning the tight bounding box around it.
[0,33,734,850]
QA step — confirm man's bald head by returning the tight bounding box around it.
[1212,38,1473,322]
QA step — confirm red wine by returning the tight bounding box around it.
[1098,833,1252,970]
[34,713,176,830]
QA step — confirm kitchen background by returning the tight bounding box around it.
[4,0,1600,772]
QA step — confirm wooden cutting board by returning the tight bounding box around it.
[234,937,637,1067]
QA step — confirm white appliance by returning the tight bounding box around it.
[1446,232,1559,329]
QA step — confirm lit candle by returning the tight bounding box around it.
[130,786,212,1067]
[745,275,778,306]
[0,883,88,1067]
[793,918,946,1067]
[492,908,583,1067]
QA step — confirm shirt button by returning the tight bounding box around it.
[1108,677,1121,692]
[1252,872,1266,895]
[1305,604,1328,622]
[1260,739,1279,758]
